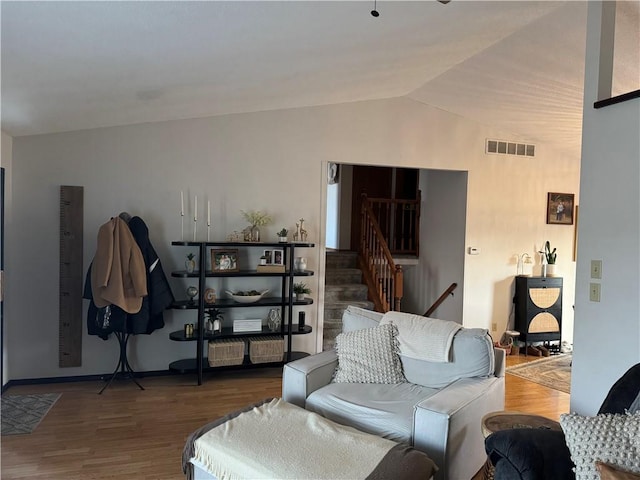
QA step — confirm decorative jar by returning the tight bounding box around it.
[251,225,261,242]
[294,257,307,272]
[267,308,281,332]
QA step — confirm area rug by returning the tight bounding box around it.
[1,393,61,435]
[506,354,572,394]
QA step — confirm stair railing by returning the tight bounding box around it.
[359,194,403,312]
[424,283,458,317]
[365,191,421,256]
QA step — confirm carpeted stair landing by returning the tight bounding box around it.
[323,251,373,351]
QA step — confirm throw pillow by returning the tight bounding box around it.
[597,462,640,480]
[333,323,405,384]
[560,411,640,480]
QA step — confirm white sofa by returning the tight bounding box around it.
[283,306,505,480]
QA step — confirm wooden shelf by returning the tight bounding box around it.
[168,351,310,373]
[171,269,314,278]
[172,241,314,248]
[169,325,312,341]
[171,297,313,309]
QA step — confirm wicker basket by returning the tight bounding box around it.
[208,339,245,367]
[248,336,284,364]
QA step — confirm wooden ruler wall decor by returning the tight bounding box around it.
[59,186,84,367]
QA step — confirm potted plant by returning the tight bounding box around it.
[544,241,557,276]
[277,228,288,243]
[185,253,196,273]
[205,308,223,334]
[293,282,311,301]
[240,209,273,242]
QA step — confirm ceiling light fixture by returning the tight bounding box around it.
[370,0,379,17]
[371,0,449,17]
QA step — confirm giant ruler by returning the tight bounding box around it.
[59,186,84,367]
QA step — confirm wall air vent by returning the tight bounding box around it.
[486,139,535,157]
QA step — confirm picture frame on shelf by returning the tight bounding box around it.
[211,249,239,272]
[262,249,284,265]
[546,192,575,225]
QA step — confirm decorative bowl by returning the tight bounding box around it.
[226,289,269,304]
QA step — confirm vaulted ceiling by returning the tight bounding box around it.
[1,1,637,159]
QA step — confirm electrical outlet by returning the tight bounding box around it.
[589,283,601,302]
[491,322,498,331]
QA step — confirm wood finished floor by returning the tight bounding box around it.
[1,354,569,479]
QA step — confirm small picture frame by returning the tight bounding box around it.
[546,192,575,225]
[211,249,239,272]
[262,249,284,265]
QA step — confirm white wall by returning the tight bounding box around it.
[571,2,640,415]
[403,170,467,322]
[6,96,580,380]
[1,131,12,386]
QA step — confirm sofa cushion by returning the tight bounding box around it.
[401,328,495,388]
[339,307,495,388]
[333,323,405,384]
[306,382,438,444]
[342,305,383,332]
[560,411,640,480]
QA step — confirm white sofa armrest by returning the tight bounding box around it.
[282,350,338,408]
[413,376,505,480]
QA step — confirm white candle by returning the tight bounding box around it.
[180,191,184,216]
[194,196,197,221]
[207,201,211,227]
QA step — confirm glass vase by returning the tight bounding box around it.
[251,225,260,242]
[267,308,281,332]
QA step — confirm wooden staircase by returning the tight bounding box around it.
[323,251,373,351]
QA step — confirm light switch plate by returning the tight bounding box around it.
[589,283,601,302]
[590,260,602,279]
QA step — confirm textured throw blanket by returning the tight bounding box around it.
[381,311,462,362]
[183,398,437,480]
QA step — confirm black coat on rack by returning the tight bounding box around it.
[84,215,174,338]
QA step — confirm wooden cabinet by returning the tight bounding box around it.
[169,241,314,384]
[514,276,562,350]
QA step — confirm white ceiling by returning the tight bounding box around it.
[1,1,638,158]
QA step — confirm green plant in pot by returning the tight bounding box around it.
[277,228,288,242]
[293,282,311,300]
[544,241,557,276]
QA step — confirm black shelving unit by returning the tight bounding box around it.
[169,241,314,385]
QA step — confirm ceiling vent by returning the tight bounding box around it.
[486,139,535,157]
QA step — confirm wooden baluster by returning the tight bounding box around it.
[394,265,403,311]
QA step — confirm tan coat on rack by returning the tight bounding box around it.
[91,217,148,314]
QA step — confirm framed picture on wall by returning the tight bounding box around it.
[547,192,575,225]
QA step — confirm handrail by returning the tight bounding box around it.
[365,191,420,256]
[424,283,458,317]
[359,194,403,312]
